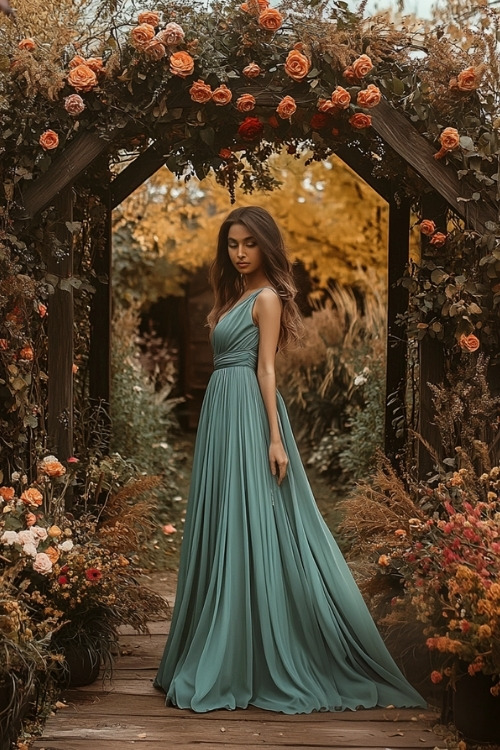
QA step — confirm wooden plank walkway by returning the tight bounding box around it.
[33,575,446,750]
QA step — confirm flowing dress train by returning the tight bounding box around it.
[154,288,425,713]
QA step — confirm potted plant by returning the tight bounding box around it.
[0,454,168,695]
[0,580,57,750]
[392,463,500,743]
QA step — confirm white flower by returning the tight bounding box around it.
[23,542,38,557]
[1,530,19,545]
[18,529,37,546]
[42,454,58,463]
[354,374,367,386]
[31,525,48,541]
[58,539,74,552]
[33,552,52,574]
[11,471,21,481]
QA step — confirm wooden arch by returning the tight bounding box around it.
[19,98,497,467]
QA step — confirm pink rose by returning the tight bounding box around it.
[157,22,185,46]
[64,94,86,116]
[33,552,53,574]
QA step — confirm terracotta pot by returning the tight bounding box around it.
[452,672,500,744]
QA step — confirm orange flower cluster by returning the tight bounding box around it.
[398,467,500,678]
[419,218,448,248]
[343,54,373,83]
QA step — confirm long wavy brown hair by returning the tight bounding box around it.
[207,206,304,350]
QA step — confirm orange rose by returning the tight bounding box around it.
[169,51,194,78]
[430,671,443,684]
[85,57,105,74]
[349,113,372,129]
[42,461,66,477]
[236,94,256,112]
[357,83,381,109]
[258,8,282,31]
[331,85,351,110]
[439,127,460,150]
[25,512,37,527]
[38,303,47,317]
[317,98,336,113]
[434,127,460,158]
[67,64,97,92]
[342,65,358,83]
[18,38,36,51]
[243,62,261,78]
[130,23,156,50]
[457,67,480,92]
[459,333,480,352]
[284,49,310,82]
[430,232,447,247]
[378,554,390,567]
[137,11,160,27]
[144,39,166,60]
[45,545,60,564]
[241,0,269,14]
[189,79,212,103]
[19,345,34,360]
[69,55,87,69]
[212,84,232,105]
[0,487,15,501]
[21,488,43,506]
[352,53,373,78]
[419,219,436,236]
[276,95,296,119]
[39,130,59,151]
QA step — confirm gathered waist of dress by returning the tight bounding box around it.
[213,351,257,370]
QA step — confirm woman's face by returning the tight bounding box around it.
[227,222,264,277]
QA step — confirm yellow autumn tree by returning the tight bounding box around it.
[112,150,389,304]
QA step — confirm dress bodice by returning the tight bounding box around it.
[212,290,261,371]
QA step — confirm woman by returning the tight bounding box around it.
[154,206,425,713]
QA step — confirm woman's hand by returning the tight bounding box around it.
[269,440,288,485]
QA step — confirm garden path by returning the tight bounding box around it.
[31,573,447,750]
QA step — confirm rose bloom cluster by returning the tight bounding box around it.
[379,466,500,682]
[0,476,74,577]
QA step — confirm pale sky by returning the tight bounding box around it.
[349,0,435,17]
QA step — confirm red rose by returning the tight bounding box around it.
[237,116,263,141]
[310,113,328,130]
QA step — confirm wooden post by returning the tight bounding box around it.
[384,196,411,464]
[417,193,447,476]
[88,188,112,421]
[47,191,74,460]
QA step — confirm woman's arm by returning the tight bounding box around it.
[253,289,288,485]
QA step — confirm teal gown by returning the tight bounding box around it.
[154,288,425,713]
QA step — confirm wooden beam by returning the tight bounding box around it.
[336,144,392,202]
[111,144,169,208]
[47,191,74,460]
[371,99,497,232]
[384,196,411,464]
[20,132,108,219]
[88,187,112,419]
[417,193,447,477]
